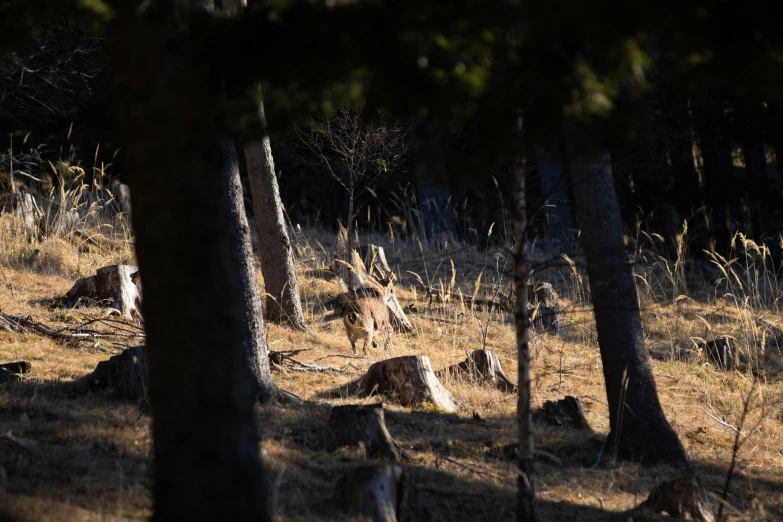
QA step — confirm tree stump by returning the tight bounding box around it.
[439,350,517,393]
[698,336,737,371]
[385,292,413,334]
[71,346,149,400]
[529,304,566,337]
[534,396,591,430]
[8,192,42,236]
[630,478,715,522]
[328,403,403,461]
[360,244,392,279]
[528,281,559,308]
[334,463,405,522]
[96,265,142,319]
[358,356,457,413]
[64,275,97,305]
[0,361,31,384]
[64,265,142,319]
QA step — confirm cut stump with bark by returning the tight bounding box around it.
[64,265,142,320]
[0,361,32,384]
[359,244,392,279]
[71,346,149,401]
[357,356,457,413]
[334,463,405,522]
[698,336,737,372]
[328,403,403,461]
[534,396,591,430]
[629,478,715,522]
[439,350,517,393]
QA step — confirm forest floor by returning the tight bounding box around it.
[1,217,783,521]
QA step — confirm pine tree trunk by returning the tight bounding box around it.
[107,9,271,522]
[535,139,575,253]
[346,178,356,254]
[244,103,307,330]
[570,152,689,467]
[221,139,279,403]
[513,158,535,522]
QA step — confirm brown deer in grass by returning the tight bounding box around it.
[342,276,395,354]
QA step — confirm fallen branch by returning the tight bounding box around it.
[437,456,506,483]
[313,353,368,363]
[269,349,352,374]
[0,313,142,343]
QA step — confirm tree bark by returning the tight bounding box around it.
[244,102,307,330]
[570,152,688,467]
[221,139,279,403]
[107,7,270,522]
[535,140,575,253]
[96,264,142,319]
[327,403,403,461]
[513,157,535,522]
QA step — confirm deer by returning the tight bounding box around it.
[342,276,395,354]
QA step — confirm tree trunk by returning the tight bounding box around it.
[535,140,575,253]
[221,139,279,403]
[244,102,307,330]
[346,178,356,253]
[107,8,270,522]
[513,157,535,522]
[570,152,688,467]
[409,117,452,240]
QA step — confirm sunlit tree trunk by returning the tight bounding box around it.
[570,151,689,467]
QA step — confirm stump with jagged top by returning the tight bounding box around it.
[64,264,142,319]
[439,349,517,393]
[356,356,457,413]
[328,403,403,461]
[334,463,406,522]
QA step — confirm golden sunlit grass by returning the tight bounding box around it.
[1,212,783,521]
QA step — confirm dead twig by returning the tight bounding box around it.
[312,353,368,363]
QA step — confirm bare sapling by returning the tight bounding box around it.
[298,106,408,256]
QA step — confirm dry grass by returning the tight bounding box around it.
[2,213,783,521]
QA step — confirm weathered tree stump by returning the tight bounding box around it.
[7,192,42,236]
[534,396,591,430]
[629,478,715,522]
[334,463,405,522]
[0,361,31,384]
[357,356,457,413]
[64,275,97,305]
[439,350,517,393]
[328,403,403,461]
[71,346,149,400]
[528,281,559,308]
[64,264,142,319]
[360,244,392,279]
[698,336,737,371]
[529,304,566,337]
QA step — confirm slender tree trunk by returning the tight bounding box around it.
[513,158,535,522]
[409,117,452,240]
[570,152,689,467]
[244,103,307,330]
[107,8,271,522]
[692,101,738,255]
[346,178,356,254]
[222,140,279,402]
[535,139,575,253]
